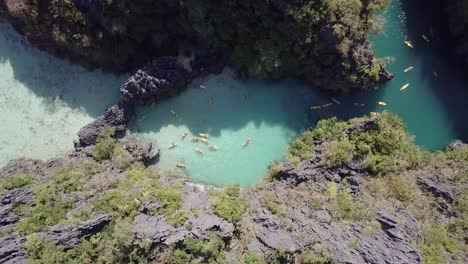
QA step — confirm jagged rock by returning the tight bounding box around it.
[417,175,455,203]
[0,159,44,179]
[41,213,111,249]
[76,101,134,147]
[344,117,380,136]
[123,136,159,162]
[250,196,422,264]
[1,187,35,207]
[447,139,466,151]
[131,214,188,245]
[190,213,234,239]
[0,236,27,264]
[120,57,189,104]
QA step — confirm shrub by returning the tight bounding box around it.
[0,173,33,192]
[387,174,414,202]
[264,192,286,217]
[324,139,355,166]
[183,233,226,260]
[243,251,266,264]
[18,184,73,235]
[419,225,459,264]
[172,249,194,264]
[167,209,188,227]
[328,186,365,221]
[212,185,247,223]
[53,168,81,193]
[92,190,141,218]
[92,126,117,161]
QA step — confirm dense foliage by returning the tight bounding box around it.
[288,112,428,175]
[3,0,390,89]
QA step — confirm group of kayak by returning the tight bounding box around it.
[311,33,435,111]
[173,132,251,169]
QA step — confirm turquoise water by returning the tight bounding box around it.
[0,0,467,185]
[0,23,127,165]
[335,0,468,150]
[130,77,322,186]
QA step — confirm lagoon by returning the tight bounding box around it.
[0,0,467,185]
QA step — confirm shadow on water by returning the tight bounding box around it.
[387,0,468,144]
[130,76,328,138]
[0,22,125,118]
[400,0,468,143]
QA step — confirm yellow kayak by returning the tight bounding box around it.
[404,41,414,48]
[310,105,322,110]
[331,98,341,105]
[404,66,414,73]
[422,34,430,43]
[377,101,387,106]
[168,143,178,149]
[199,133,209,138]
[400,83,410,91]
[200,138,209,144]
[322,103,333,108]
[191,137,200,142]
[209,145,218,150]
[182,131,188,140]
[195,148,204,154]
[170,109,177,117]
[176,163,186,168]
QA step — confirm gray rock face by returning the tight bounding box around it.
[76,101,134,147]
[132,214,187,245]
[417,175,455,203]
[123,136,160,162]
[41,213,112,249]
[0,159,44,179]
[250,191,422,264]
[190,213,234,239]
[0,236,27,264]
[344,117,380,136]
[120,57,189,104]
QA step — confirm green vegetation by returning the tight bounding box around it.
[92,126,117,161]
[326,182,365,221]
[5,0,390,89]
[212,184,247,223]
[288,112,428,176]
[0,173,33,192]
[264,192,286,217]
[419,225,459,264]
[18,184,73,235]
[182,234,226,262]
[243,251,267,264]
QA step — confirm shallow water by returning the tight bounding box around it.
[0,23,127,165]
[130,76,323,186]
[0,0,467,186]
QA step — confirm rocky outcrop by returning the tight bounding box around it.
[248,188,422,263]
[122,136,160,162]
[120,57,190,104]
[0,236,27,264]
[39,213,111,249]
[76,101,134,148]
[417,175,455,203]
